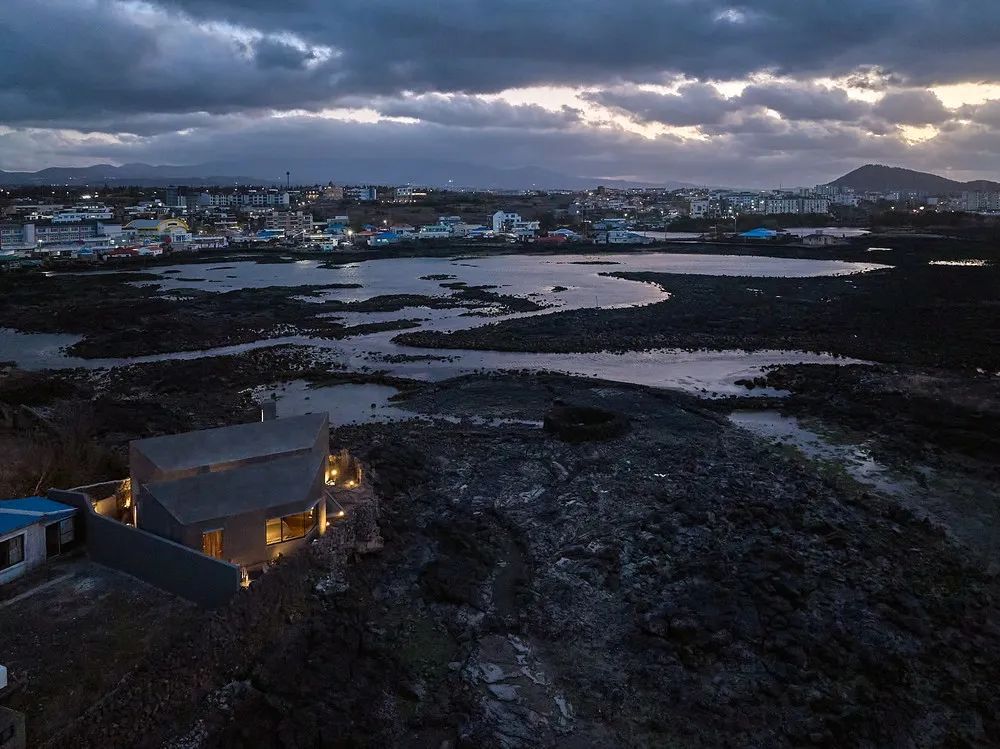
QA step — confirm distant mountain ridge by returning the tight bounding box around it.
[0,159,695,191]
[826,164,1000,194]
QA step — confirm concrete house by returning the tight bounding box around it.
[130,413,330,572]
[0,497,78,585]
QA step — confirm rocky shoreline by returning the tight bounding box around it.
[395,258,1000,371]
[1,238,997,747]
[37,373,1000,748]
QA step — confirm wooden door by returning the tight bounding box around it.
[201,529,224,559]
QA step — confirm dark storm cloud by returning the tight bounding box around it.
[0,0,341,128]
[156,0,1000,89]
[367,95,582,129]
[3,0,1000,183]
[589,81,877,128]
[0,111,927,187]
[872,91,952,125]
[251,38,318,70]
[4,0,1000,131]
[737,82,871,123]
[585,84,733,127]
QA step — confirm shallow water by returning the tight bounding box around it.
[252,381,415,426]
[728,409,917,496]
[1,252,884,395]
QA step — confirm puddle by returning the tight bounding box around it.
[728,409,918,496]
[251,381,415,426]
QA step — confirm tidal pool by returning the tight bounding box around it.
[2,251,885,396]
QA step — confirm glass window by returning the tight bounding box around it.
[265,516,282,545]
[1,534,25,570]
[266,505,317,545]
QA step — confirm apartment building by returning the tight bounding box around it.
[199,191,291,208]
[0,220,122,250]
[266,210,314,236]
[961,191,1000,212]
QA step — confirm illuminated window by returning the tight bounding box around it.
[201,529,224,559]
[265,516,282,545]
[265,505,317,545]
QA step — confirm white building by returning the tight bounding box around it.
[492,210,522,233]
[492,210,539,237]
[417,224,452,239]
[761,197,830,215]
[344,186,378,202]
[961,191,1000,212]
[199,191,290,208]
[509,219,540,238]
[50,205,114,223]
[595,230,655,245]
[688,199,712,218]
[0,497,78,585]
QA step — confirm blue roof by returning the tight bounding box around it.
[0,496,76,536]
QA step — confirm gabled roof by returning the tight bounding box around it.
[143,452,322,524]
[132,413,327,476]
[0,497,76,536]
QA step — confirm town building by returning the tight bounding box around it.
[961,191,1000,212]
[344,186,378,202]
[492,210,521,232]
[198,191,291,209]
[0,497,78,585]
[417,224,453,239]
[266,210,314,237]
[123,218,191,245]
[740,227,780,240]
[370,231,403,246]
[391,186,427,203]
[50,204,115,223]
[594,230,655,245]
[0,220,122,251]
[491,210,540,237]
[688,198,713,218]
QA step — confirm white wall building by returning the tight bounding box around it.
[492,210,521,233]
[417,224,452,239]
[200,191,290,208]
[50,205,114,223]
[0,498,77,585]
[961,191,1000,212]
[688,199,712,218]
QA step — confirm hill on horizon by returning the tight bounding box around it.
[826,164,1000,194]
[0,159,695,191]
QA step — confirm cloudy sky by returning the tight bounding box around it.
[2,0,1000,186]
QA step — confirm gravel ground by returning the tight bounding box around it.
[55,374,1000,748]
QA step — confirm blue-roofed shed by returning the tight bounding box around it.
[740,227,779,239]
[1,496,78,584]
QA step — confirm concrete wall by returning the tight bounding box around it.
[48,490,241,608]
[69,479,131,520]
